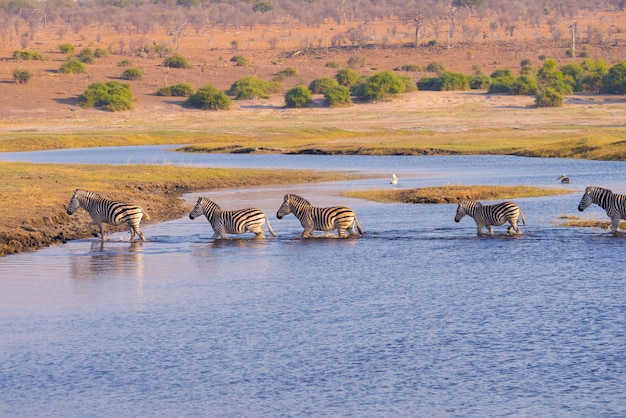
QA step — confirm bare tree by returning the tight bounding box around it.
[569,21,577,56]
[447,6,457,49]
[412,11,423,48]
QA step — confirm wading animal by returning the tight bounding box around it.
[454,200,526,236]
[66,189,148,241]
[578,185,626,234]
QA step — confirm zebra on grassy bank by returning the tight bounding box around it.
[578,186,626,234]
[189,197,276,239]
[276,194,363,238]
[454,200,526,236]
[66,189,148,242]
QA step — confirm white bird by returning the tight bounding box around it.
[390,173,398,185]
[557,174,571,184]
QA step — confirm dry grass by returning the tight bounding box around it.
[558,215,626,230]
[343,185,572,204]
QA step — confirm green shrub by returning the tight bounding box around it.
[335,68,358,88]
[547,79,573,95]
[425,61,446,74]
[184,84,231,110]
[399,64,420,72]
[12,50,43,60]
[358,71,407,101]
[487,76,517,93]
[122,67,143,80]
[438,71,470,91]
[469,74,491,89]
[537,58,563,86]
[94,48,109,58]
[490,68,514,79]
[284,85,312,108]
[76,48,95,64]
[274,67,297,81]
[535,87,563,107]
[347,55,366,69]
[601,60,626,94]
[78,81,135,111]
[325,61,340,68]
[59,58,87,74]
[59,44,75,54]
[163,54,192,69]
[324,85,352,107]
[118,59,133,67]
[308,77,339,94]
[12,68,32,83]
[228,76,279,99]
[427,39,437,47]
[510,75,538,95]
[400,75,417,93]
[156,83,194,97]
[230,55,250,67]
[416,77,439,91]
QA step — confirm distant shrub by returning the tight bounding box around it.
[12,50,43,60]
[487,76,517,93]
[325,61,340,68]
[399,64,420,72]
[12,68,32,83]
[228,76,279,99]
[469,74,491,89]
[357,71,407,101]
[425,61,446,74]
[347,55,366,69]
[78,81,135,111]
[230,55,250,67]
[438,71,470,91]
[400,75,417,92]
[416,77,439,91]
[122,67,143,80]
[156,83,194,97]
[184,84,231,110]
[163,54,192,69]
[490,68,514,79]
[308,77,339,94]
[579,50,590,58]
[601,60,626,94]
[94,48,109,58]
[274,67,297,81]
[510,75,538,95]
[335,68,358,88]
[324,85,352,107]
[547,79,573,95]
[566,49,574,58]
[76,48,95,64]
[117,59,133,67]
[59,43,75,54]
[59,58,87,74]
[427,39,437,47]
[284,85,312,108]
[535,87,563,107]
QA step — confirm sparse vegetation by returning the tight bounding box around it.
[94,48,109,58]
[76,48,95,64]
[12,68,32,83]
[58,58,87,74]
[12,50,43,60]
[156,83,194,97]
[230,55,250,67]
[184,84,231,110]
[117,59,133,67]
[78,81,135,111]
[59,44,74,54]
[274,67,298,81]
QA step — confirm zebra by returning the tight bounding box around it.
[188,197,276,239]
[276,194,363,238]
[578,186,626,233]
[454,200,526,236]
[66,189,148,241]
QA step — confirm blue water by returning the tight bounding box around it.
[1,150,625,416]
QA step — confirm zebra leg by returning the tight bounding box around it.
[249,225,266,239]
[611,216,621,234]
[301,227,314,238]
[486,225,494,235]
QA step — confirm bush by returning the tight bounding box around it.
[12,50,43,60]
[12,68,32,83]
[425,61,446,74]
[399,64,420,72]
[601,60,626,94]
[358,71,407,101]
[324,85,352,107]
[487,76,517,93]
[230,55,250,67]
[347,55,366,69]
[163,54,192,69]
[308,77,339,94]
[156,83,194,97]
[76,48,95,64]
[469,74,491,89]
[535,87,563,107]
[117,59,133,67]
[325,61,340,68]
[510,75,538,95]
[335,68,358,88]
[94,48,109,58]
[274,67,297,81]
[59,44,75,54]
[228,76,279,99]
[59,58,87,74]
[438,71,470,91]
[78,81,135,111]
[284,85,312,108]
[184,84,231,110]
[490,68,514,79]
[122,67,143,80]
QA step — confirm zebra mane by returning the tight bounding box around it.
[75,189,100,199]
[286,194,311,206]
[199,197,221,210]
[587,185,612,195]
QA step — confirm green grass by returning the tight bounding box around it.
[343,185,573,204]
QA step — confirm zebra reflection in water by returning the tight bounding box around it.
[455,200,526,236]
[276,194,363,238]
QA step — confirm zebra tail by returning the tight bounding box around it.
[519,209,526,226]
[354,217,364,235]
[265,216,277,237]
[142,210,150,221]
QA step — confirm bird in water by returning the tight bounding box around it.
[390,173,398,185]
[557,174,571,184]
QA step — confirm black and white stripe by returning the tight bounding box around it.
[67,189,148,241]
[276,194,363,238]
[578,186,626,233]
[189,197,276,239]
[455,200,525,235]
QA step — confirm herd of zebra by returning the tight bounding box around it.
[66,185,626,242]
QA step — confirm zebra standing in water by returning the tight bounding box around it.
[66,189,148,241]
[188,197,276,239]
[578,186,626,233]
[455,200,526,236]
[276,194,363,238]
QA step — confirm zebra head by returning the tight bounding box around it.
[578,186,603,212]
[189,197,219,220]
[454,200,479,222]
[276,195,292,219]
[277,194,311,219]
[67,189,95,215]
